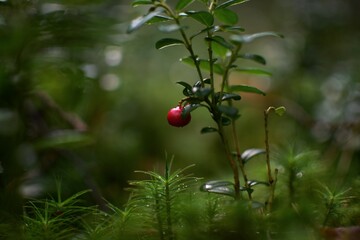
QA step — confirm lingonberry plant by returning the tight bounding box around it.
[128,0,284,205]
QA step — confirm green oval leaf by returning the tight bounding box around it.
[155,38,184,49]
[215,0,249,9]
[200,180,235,197]
[146,15,173,24]
[127,10,163,33]
[234,68,272,76]
[218,105,239,118]
[229,85,266,96]
[206,35,233,50]
[214,8,238,25]
[241,148,266,162]
[177,81,193,90]
[182,103,200,117]
[177,81,193,96]
[158,24,182,33]
[185,11,214,26]
[247,180,270,187]
[193,87,212,98]
[221,25,245,33]
[238,53,266,65]
[221,93,241,101]
[230,31,284,44]
[132,0,152,7]
[221,116,231,126]
[200,127,218,134]
[176,0,194,10]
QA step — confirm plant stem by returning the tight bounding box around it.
[264,108,274,184]
[159,2,204,87]
[165,161,174,240]
[217,122,241,199]
[232,122,252,200]
[264,107,277,212]
[219,43,250,199]
[155,187,165,240]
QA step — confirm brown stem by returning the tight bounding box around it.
[218,123,240,199]
[232,122,252,200]
[264,108,274,184]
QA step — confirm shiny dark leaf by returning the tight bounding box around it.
[221,116,231,126]
[215,0,249,9]
[155,38,184,49]
[176,0,194,10]
[200,127,218,134]
[185,11,214,26]
[214,8,238,25]
[127,10,163,33]
[238,53,266,65]
[132,0,152,7]
[217,105,239,118]
[182,103,200,117]
[234,68,272,76]
[229,85,266,96]
[200,180,235,197]
[241,148,266,162]
[221,93,241,101]
[230,31,284,44]
[247,180,270,187]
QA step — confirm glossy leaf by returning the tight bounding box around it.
[212,41,229,58]
[241,148,266,162]
[182,103,200,117]
[221,93,241,101]
[229,85,266,96]
[132,0,152,7]
[146,15,173,24]
[193,87,212,98]
[221,116,231,126]
[234,68,272,76]
[221,25,245,33]
[214,8,238,25]
[200,127,218,134]
[216,0,249,9]
[200,180,235,197]
[177,81,193,96]
[155,38,184,49]
[218,105,239,118]
[180,57,224,75]
[177,81,192,90]
[158,24,182,33]
[247,180,270,187]
[176,0,194,10]
[203,78,211,84]
[206,35,233,50]
[185,11,214,26]
[230,31,284,44]
[238,53,266,65]
[127,10,163,33]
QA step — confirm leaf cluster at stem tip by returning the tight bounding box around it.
[127,0,283,128]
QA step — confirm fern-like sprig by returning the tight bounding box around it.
[127,157,200,240]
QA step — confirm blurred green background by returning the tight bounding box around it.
[0,0,359,217]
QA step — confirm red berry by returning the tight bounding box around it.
[167,106,191,127]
